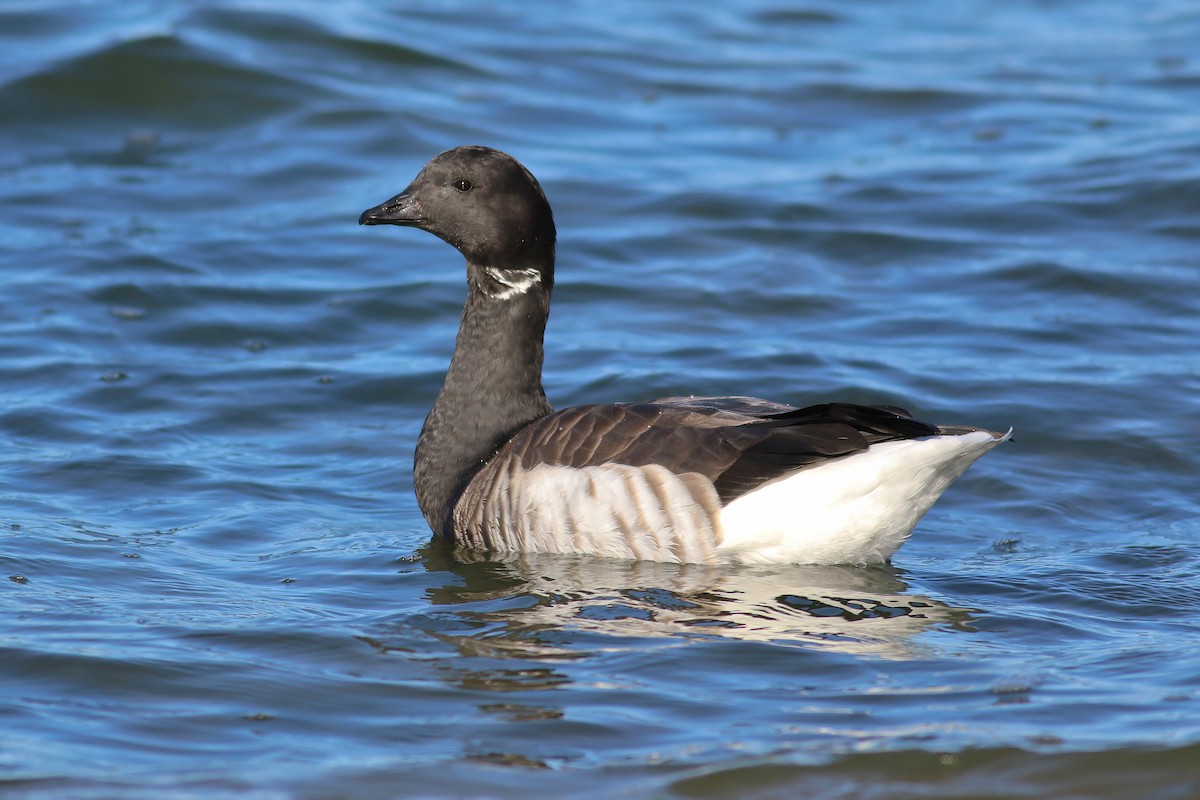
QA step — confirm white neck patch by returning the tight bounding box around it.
[482,267,542,300]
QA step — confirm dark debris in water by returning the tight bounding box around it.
[458,667,570,692]
[478,702,564,722]
[465,751,550,769]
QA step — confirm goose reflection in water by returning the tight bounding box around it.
[419,548,978,661]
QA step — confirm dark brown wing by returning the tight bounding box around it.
[499,398,940,504]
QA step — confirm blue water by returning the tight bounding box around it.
[2,1,1199,798]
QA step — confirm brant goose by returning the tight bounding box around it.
[360,145,1009,564]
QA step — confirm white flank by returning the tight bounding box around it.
[717,429,1011,565]
[466,462,722,562]
[483,266,542,299]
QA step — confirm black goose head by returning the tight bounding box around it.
[360,145,556,288]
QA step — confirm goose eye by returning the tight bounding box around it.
[454,179,473,192]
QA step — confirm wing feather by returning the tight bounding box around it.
[494,398,944,505]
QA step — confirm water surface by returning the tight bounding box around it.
[2,1,1199,798]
